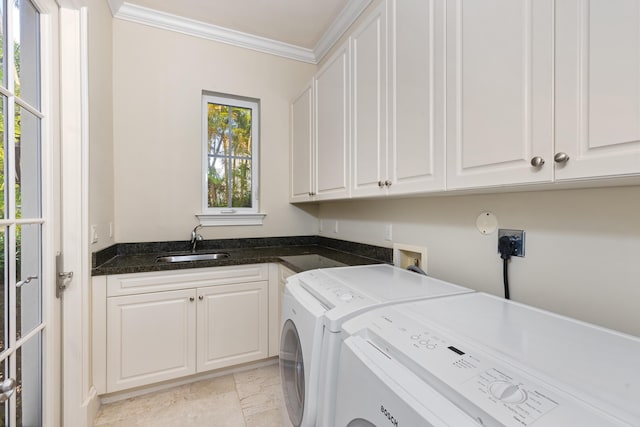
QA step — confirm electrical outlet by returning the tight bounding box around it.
[91,225,99,244]
[498,229,525,257]
[384,224,393,241]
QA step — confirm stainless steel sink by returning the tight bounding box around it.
[156,253,230,263]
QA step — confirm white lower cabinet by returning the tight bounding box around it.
[106,289,197,392]
[96,264,273,393]
[196,281,268,372]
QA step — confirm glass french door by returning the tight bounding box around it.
[0,0,48,425]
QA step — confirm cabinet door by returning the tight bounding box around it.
[446,0,554,189]
[388,0,445,194]
[197,281,269,372]
[351,3,388,197]
[106,289,196,392]
[290,82,314,202]
[315,43,350,200]
[555,0,640,180]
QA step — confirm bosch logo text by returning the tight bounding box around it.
[381,405,398,427]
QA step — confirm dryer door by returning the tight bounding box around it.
[280,319,305,426]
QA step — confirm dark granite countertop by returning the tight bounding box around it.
[92,236,393,276]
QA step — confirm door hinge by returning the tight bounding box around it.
[56,253,74,298]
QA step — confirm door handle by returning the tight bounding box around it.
[16,275,38,288]
[0,378,16,403]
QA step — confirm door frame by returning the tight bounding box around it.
[57,3,96,426]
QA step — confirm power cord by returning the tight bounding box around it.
[498,235,518,300]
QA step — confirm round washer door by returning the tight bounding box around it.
[347,419,376,427]
[280,319,305,427]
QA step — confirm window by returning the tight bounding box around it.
[199,93,264,226]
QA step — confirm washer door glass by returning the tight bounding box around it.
[280,319,305,427]
[347,419,376,427]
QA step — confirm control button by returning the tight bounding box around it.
[339,293,353,301]
[488,381,527,404]
[426,344,436,350]
[410,335,420,340]
[419,340,428,345]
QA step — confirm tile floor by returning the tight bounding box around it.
[93,363,284,427]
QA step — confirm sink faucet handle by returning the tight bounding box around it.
[191,225,202,240]
[190,225,204,253]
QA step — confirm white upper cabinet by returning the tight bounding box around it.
[445,0,554,189]
[291,0,640,200]
[555,0,640,180]
[352,0,445,198]
[388,0,445,194]
[290,83,314,202]
[315,42,351,200]
[351,3,388,197]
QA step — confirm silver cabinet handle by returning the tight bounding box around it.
[530,156,545,168]
[16,275,38,288]
[378,181,384,187]
[384,180,392,187]
[0,378,16,403]
[198,295,204,301]
[554,152,570,163]
[189,297,195,302]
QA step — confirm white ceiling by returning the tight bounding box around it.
[108,0,373,63]
[123,0,349,49]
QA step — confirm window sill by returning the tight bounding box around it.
[196,213,266,226]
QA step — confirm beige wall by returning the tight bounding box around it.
[88,0,115,251]
[112,20,318,242]
[317,185,640,337]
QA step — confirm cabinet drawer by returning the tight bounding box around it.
[107,264,269,297]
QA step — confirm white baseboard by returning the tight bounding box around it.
[98,357,279,405]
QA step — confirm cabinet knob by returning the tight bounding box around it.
[554,152,570,164]
[530,156,545,168]
[384,180,392,187]
[199,295,204,301]
[378,181,384,187]
[189,297,195,302]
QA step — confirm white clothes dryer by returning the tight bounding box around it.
[279,264,473,427]
[334,292,640,426]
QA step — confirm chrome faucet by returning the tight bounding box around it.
[190,225,204,253]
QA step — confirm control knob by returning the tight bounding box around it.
[488,381,527,404]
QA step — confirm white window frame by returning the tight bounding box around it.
[198,93,265,226]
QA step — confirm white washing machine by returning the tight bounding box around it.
[334,292,640,426]
[279,264,473,427]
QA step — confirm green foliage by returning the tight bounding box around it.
[206,103,253,209]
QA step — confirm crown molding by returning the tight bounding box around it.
[111,1,371,64]
[113,2,316,63]
[313,0,372,63]
[106,0,125,16]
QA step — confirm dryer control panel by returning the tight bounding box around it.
[298,270,378,327]
[344,309,628,427]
